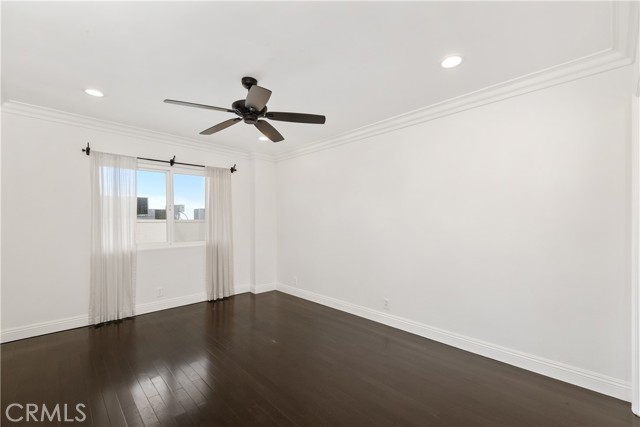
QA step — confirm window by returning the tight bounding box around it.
[136,170,168,243]
[136,163,205,245]
[173,173,205,242]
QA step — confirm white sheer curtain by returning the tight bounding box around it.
[89,152,137,324]
[205,167,234,300]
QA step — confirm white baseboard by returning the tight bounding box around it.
[135,292,208,316]
[1,315,89,343]
[234,284,251,294]
[276,283,631,402]
[251,283,277,294]
[1,285,252,343]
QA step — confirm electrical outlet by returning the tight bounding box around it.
[383,298,389,310]
[156,287,164,298]
[294,276,298,286]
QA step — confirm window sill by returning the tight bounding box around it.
[137,241,205,251]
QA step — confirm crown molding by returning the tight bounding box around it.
[613,0,639,62]
[1,100,260,160]
[276,48,630,162]
[276,2,638,162]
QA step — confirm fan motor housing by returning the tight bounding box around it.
[233,99,267,124]
[231,99,246,112]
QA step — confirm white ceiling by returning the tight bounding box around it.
[2,1,613,155]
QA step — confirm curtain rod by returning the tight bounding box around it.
[82,143,237,173]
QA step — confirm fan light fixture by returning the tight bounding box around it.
[258,136,269,141]
[84,88,104,97]
[441,55,463,69]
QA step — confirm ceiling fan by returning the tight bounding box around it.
[164,76,326,143]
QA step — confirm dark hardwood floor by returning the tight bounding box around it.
[2,291,638,427]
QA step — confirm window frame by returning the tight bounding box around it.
[136,160,206,250]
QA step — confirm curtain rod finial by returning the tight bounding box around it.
[82,142,91,156]
[230,164,237,173]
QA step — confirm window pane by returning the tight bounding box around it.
[136,170,167,243]
[174,173,205,242]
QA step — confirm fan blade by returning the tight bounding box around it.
[255,120,284,142]
[245,85,272,111]
[200,118,241,135]
[164,99,234,113]
[264,111,326,124]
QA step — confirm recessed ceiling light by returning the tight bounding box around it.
[441,55,463,69]
[84,88,104,97]
[258,136,269,141]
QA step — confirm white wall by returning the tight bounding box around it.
[0,109,261,340]
[252,157,278,289]
[277,66,634,399]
